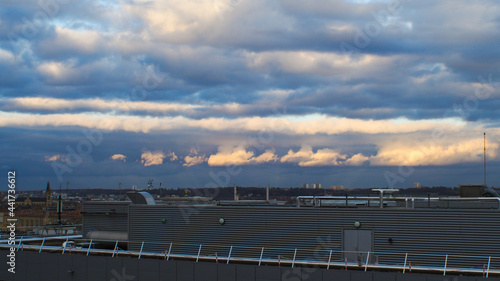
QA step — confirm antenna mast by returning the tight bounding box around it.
[484,132,486,187]
[58,183,62,225]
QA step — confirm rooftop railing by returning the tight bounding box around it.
[2,236,500,278]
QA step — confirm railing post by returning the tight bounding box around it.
[292,248,297,268]
[259,247,265,266]
[62,237,69,254]
[16,236,23,251]
[364,251,370,272]
[403,253,408,273]
[487,256,491,278]
[112,240,119,257]
[327,250,332,270]
[166,242,173,261]
[443,254,448,276]
[227,246,233,264]
[86,239,93,256]
[138,241,144,259]
[39,237,46,253]
[196,244,202,262]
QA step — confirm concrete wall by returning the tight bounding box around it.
[0,250,498,281]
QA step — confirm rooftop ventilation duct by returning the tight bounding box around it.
[126,191,156,205]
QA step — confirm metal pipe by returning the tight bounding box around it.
[487,256,491,278]
[16,236,23,251]
[39,237,45,253]
[87,239,92,256]
[443,254,448,276]
[139,241,144,259]
[327,250,332,270]
[112,240,119,257]
[403,253,408,273]
[227,246,233,264]
[294,196,500,209]
[167,242,172,261]
[62,237,69,254]
[365,252,370,271]
[196,244,202,262]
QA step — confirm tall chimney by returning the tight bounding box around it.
[266,185,269,202]
[234,184,239,201]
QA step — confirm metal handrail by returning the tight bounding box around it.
[2,237,499,277]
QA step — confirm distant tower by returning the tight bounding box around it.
[45,181,52,209]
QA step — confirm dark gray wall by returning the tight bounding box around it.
[82,202,130,236]
[127,205,500,268]
[0,250,497,281]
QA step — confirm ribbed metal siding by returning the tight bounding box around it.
[128,206,500,268]
[82,202,130,236]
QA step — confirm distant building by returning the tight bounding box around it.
[301,184,309,189]
[414,182,421,188]
[330,185,344,190]
[14,181,52,209]
[311,183,321,189]
[0,209,81,232]
[14,196,47,207]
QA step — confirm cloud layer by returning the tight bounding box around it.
[2,0,500,189]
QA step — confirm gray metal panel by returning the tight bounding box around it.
[72,254,88,281]
[322,269,350,281]
[344,229,372,262]
[121,257,139,280]
[281,267,302,281]
[2,250,500,281]
[177,260,195,281]
[127,205,500,268]
[58,254,73,281]
[217,264,237,281]
[82,202,129,236]
[194,262,217,281]
[236,264,256,281]
[350,271,373,281]
[40,253,59,281]
[137,259,160,281]
[159,260,177,280]
[255,266,281,281]
[13,251,26,281]
[25,251,41,281]
[300,267,322,281]
[87,256,107,281]
[395,273,426,281]
[373,272,396,281]
[0,248,13,281]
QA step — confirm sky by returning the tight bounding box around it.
[1,0,500,190]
